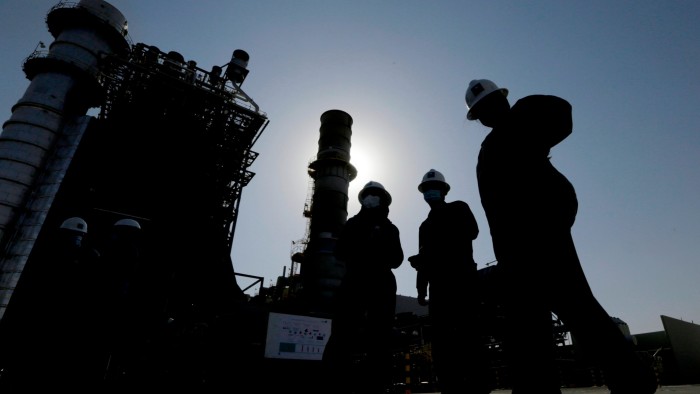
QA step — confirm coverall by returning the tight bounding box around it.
[413,200,492,393]
[323,205,404,394]
[476,95,657,394]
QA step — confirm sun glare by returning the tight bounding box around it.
[349,132,387,189]
[350,148,373,180]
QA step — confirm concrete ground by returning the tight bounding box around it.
[486,385,700,393]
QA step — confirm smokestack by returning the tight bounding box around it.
[302,109,357,313]
[0,0,130,320]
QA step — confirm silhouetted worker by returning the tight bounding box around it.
[0,216,102,392]
[102,218,145,385]
[49,217,106,391]
[408,169,492,394]
[323,181,404,394]
[464,79,657,394]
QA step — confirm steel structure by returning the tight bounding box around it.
[0,0,131,320]
[0,0,268,323]
[298,110,357,313]
[0,3,269,389]
[94,42,268,251]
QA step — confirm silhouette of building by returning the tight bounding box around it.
[0,1,268,390]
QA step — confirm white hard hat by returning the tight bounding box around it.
[418,169,451,193]
[358,181,392,206]
[114,218,141,230]
[465,79,508,120]
[60,217,88,234]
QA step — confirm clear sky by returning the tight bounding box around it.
[1,0,699,335]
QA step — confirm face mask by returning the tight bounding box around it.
[361,195,382,209]
[423,190,442,203]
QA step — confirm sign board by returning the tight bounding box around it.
[264,312,331,360]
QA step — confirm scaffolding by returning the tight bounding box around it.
[94,43,269,249]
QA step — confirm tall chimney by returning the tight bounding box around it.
[301,109,357,314]
[0,0,129,320]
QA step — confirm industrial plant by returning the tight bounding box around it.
[0,1,697,393]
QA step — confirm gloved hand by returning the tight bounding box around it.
[417,295,429,306]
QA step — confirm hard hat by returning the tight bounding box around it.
[358,181,392,206]
[418,169,451,193]
[114,218,141,230]
[465,79,508,120]
[60,217,88,234]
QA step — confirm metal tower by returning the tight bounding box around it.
[0,0,130,320]
[0,2,270,390]
[0,0,269,324]
[300,109,357,313]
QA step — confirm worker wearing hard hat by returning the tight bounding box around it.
[104,218,143,301]
[57,217,91,260]
[53,217,106,389]
[101,218,146,383]
[465,79,657,394]
[323,180,404,394]
[408,169,492,394]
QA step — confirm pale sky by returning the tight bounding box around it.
[1,0,699,335]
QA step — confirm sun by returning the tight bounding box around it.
[349,147,373,181]
[346,124,396,206]
[348,133,388,189]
